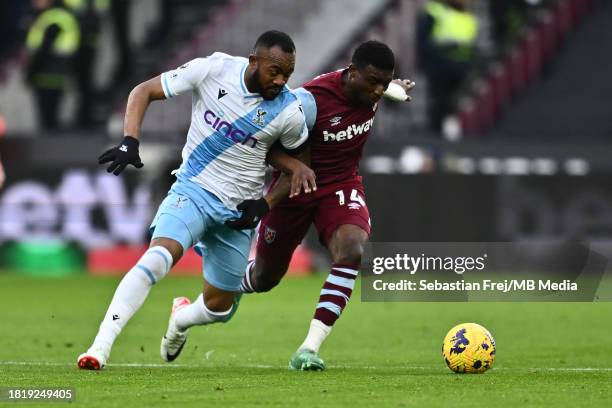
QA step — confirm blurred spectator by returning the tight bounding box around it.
[110,0,131,84]
[64,0,111,127]
[25,0,81,130]
[0,1,32,62]
[417,0,478,133]
[145,0,173,48]
[490,0,546,48]
[0,155,5,190]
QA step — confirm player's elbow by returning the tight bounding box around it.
[131,76,166,102]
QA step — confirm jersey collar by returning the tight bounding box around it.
[240,62,261,100]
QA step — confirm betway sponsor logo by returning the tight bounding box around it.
[204,110,258,148]
[322,118,374,142]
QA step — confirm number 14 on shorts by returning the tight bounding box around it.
[335,189,365,207]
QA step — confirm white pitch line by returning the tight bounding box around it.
[0,361,611,372]
[0,361,191,368]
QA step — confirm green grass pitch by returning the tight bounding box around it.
[1,273,611,407]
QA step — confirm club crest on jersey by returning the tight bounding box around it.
[264,226,276,244]
[330,116,342,126]
[171,196,189,209]
[252,108,267,126]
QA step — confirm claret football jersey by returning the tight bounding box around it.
[293,69,378,186]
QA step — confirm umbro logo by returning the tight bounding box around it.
[218,89,228,99]
[119,144,128,152]
[112,314,120,321]
[330,116,342,126]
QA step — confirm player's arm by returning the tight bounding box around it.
[97,76,165,175]
[99,58,212,175]
[268,86,318,202]
[123,76,166,140]
[266,143,314,206]
[225,145,314,231]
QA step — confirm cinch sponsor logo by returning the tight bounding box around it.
[204,110,258,148]
[322,118,374,142]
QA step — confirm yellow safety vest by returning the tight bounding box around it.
[26,8,80,56]
[426,1,478,61]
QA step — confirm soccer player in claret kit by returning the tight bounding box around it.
[77,30,316,370]
[238,40,415,370]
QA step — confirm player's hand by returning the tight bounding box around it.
[391,79,416,102]
[289,162,317,198]
[98,136,144,175]
[225,198,270,230]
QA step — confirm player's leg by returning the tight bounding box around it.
[78,192,203,370]
[238,202,314,294]
[160,225,252,361]
[290,183,370,371]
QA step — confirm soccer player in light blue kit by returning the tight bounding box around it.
[78,31,315,370]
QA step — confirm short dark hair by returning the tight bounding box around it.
[352,40,395,71]
[253,30,296,53]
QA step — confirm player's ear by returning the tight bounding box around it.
[347,64,358,81]
[248,54,258,69]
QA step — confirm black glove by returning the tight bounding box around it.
[225,198,270,230]
[98,136,144,175]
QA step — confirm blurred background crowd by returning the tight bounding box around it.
[0,0,610,275]
[1,0,608,140]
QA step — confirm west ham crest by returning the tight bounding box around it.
[264,226,276,244]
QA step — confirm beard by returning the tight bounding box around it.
[253,68,281,100]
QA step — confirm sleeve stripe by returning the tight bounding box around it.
[161,73,173,98]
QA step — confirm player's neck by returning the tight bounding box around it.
[341,70,370,108]
[340,71,358,105]
[243,67,259,94]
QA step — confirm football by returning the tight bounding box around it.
[442,323,496,373]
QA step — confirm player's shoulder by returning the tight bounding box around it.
[180,52,248,77]
[271,87,304,120]
[290,87,316,129]
[303,69,343,90]
[201,52,247,76]
[207,52,246,64]
[262,86,298,110]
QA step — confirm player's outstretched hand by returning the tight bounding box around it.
[289,161,317,198]
[390,79,416,102]
[225,198,270,230]
[98,136,144,176]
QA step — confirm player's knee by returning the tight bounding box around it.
[251,260,287,292]
[254,272,282,292]
[150,238,183,266]
[132,245,174,284]
[333,237,365,265]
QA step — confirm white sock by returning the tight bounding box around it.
[174,293,233,331]
[91,246,173,352]
[299,319,332,353]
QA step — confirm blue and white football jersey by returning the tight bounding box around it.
[160,52,308,209]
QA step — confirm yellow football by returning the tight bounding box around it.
[442,323,496,373]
